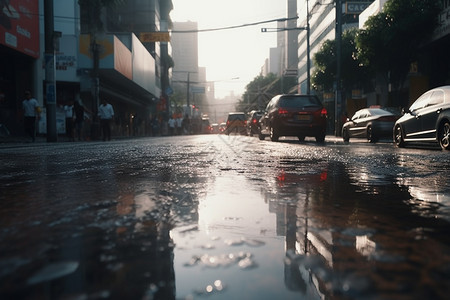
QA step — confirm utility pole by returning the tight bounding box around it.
[335,0,343,136]
[44,0,57,142]
[186,72,191,108]
[306,0,311,95]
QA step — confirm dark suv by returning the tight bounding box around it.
[246,110,264,136]
[258,94,327,142]
[225,112,247,135]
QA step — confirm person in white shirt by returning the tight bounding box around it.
[22,90,40,142]
[168,116,176,135]
[63,101,74,141]
[98,99,114,141]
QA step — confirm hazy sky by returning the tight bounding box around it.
[170,0,288,98]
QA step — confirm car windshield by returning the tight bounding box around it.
[279,96,321,108]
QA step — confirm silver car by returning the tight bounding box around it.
[394,86,450,150]
[342,107,400,143]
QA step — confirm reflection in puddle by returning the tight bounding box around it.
[1,138,450,299]
[172,174,293,299]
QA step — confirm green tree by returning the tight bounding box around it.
[237,73,297,112]
[312,28,371,95]
[356,0,441,90]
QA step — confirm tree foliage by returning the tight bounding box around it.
[237,73,297,112]
[312,28,370,93]
[355,0,441,89]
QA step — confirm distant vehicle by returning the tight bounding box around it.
[201,118,211,134]
[258,94,327,142]
[342,107,400,143]
[246,110,264,136]
[210,123,219,134]
[219,122,226,133]
[225,112,247,135]
[394,85,450,150]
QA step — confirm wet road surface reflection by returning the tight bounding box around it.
[0,135,449,299]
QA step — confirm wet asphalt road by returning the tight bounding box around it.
[0,134,449,300]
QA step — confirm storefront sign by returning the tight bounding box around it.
[139,32,170,42]
[0,0,39,57]
[346,2,372,14]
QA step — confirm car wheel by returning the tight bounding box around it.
[438,121,450,150]
[394,125,405,148]
[367,126,378,143]
[342,129,350,142]
[298,135,305,142]
[315,134,325,143]
[270,126,279,142]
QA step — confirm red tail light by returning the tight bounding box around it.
[313,108,327,118]
[226,120,230,126]
[278,108,289,115]
[252,118,257,124]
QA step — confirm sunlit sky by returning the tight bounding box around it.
[170,0,288,98]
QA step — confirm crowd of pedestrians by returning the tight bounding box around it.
[17,90,204,143]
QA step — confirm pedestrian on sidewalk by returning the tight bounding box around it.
[74,98,90,141]
[22,90,40,142]
[168,116,176,135]
[98,99,114,141]
[176,115,183,135]
[63,100,74,141]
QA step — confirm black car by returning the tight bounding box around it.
[342,107,400,143]
[258,94,327,142]
[394,86,450,150]
[246,110,264,136]
[225,112,247,135]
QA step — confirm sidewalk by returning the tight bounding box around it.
[0,135,53,148]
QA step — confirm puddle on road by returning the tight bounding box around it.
[171,174,298,299]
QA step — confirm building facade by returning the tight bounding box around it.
[0,0,173,139]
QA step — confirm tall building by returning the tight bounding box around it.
[171,21,209,117]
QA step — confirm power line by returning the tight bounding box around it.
[171,16,299,33]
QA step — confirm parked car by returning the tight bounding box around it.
[394,85,450,150]
[258,94,327,142]
[246,110,264,136]
[225,112,247,135]
[342,107,400,143]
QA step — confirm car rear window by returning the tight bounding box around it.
[279,96,321,108]
[228,114,246,121]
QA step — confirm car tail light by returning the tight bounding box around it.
[244,120,247,125]
[226,120,230,126]
[252,118,258,124]
[313,108,327,118]
[278,108,289,115]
